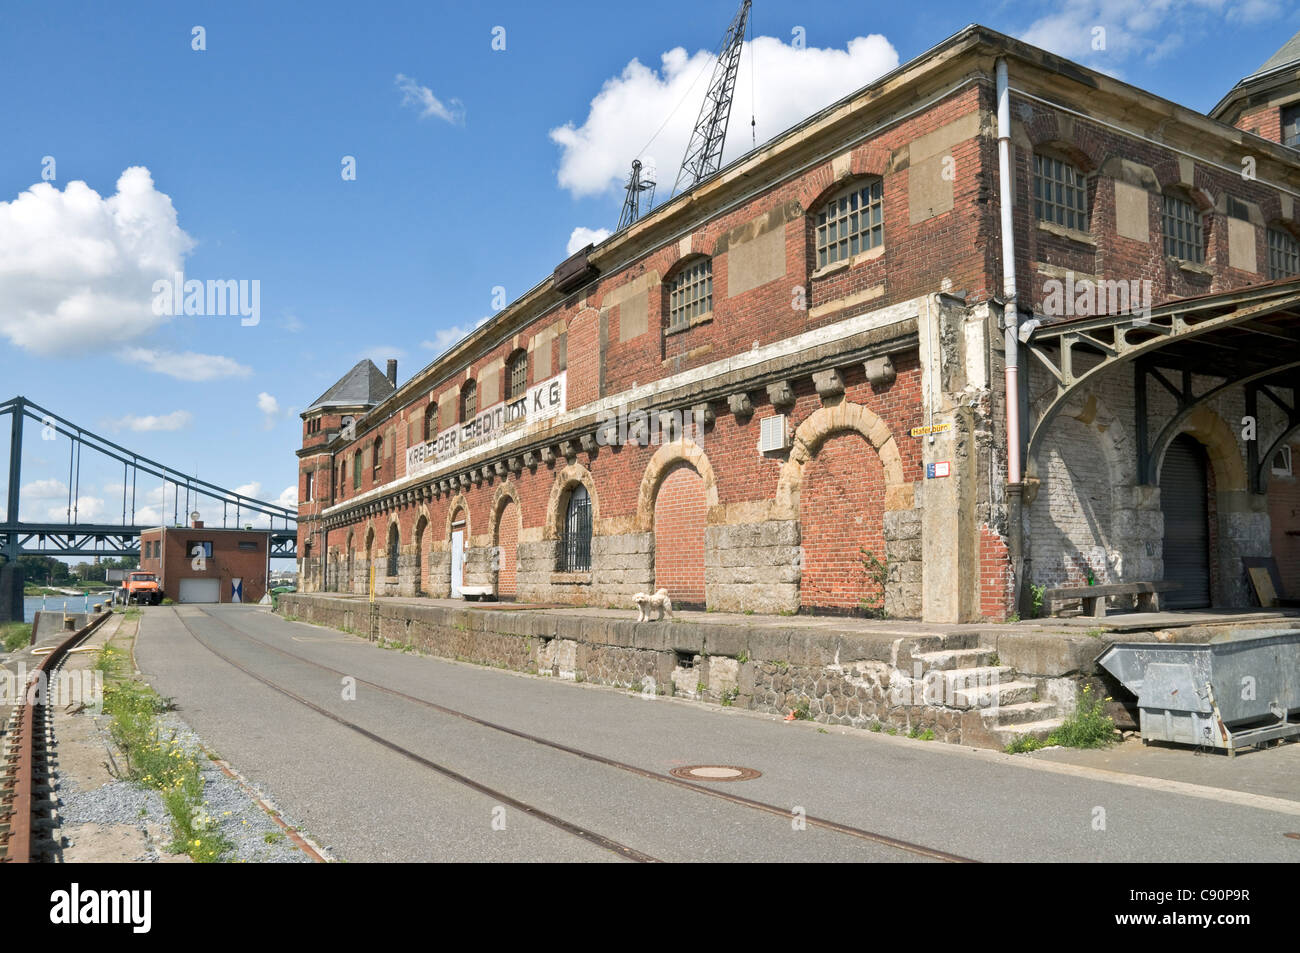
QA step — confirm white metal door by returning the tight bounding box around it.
[451,529,465,598]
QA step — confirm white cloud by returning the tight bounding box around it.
[419,316,493,356]
[567,226,612,255]
[396,73,464,124]
[1018,0,1280,68]
[549,34,898,199]
[0,167,195,356]
[111,410,193,432]
[257,392,281,430]
[21,478,67,500]
[117,347,252,381]
[276,484,297,509]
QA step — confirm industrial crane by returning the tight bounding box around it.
[617,0,752,231]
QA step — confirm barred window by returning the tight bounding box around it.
[1034,154,1089,231]
[668,258,712,330]
[815,179,883,269]
[506,351,528,401]
[559,484,591,572]
[386,524,399,577]
[461,380,477,421]
[1268,228,1299,279]
[1162,193,1204,263]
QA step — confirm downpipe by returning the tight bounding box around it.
[996,58,1025,618]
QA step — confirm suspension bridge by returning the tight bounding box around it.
[1,395,297,568]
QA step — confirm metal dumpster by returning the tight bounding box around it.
[1098,629,1300,755]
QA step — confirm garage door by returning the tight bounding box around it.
[178,578,221,604]
[1160,434,1211,609]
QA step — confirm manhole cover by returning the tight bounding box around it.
[669,765,761,782]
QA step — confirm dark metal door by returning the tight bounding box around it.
[1160,434,1211,609]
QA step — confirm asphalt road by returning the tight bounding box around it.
[135,605,1300,863]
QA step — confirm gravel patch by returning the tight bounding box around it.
[59,711,322,863]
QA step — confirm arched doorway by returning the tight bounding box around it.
[449,508,467,598]
[653,462,706,608]
[413,516,427,595]
[1160,434,1211,609]
[496,499,520,599]
[799,431,887,613]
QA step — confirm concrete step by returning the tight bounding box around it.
[912,648,999,673]
[937,665,1015,692]
[952,678,1039,710]
[985,700,1059,726]
[992,718,1064,748]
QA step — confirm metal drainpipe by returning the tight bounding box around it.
[996,58,1025,616]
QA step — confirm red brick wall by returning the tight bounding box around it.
[1236,104,1283,144]
[155,529,268,603]
[497,500,519,598]
[653,463,706,606]
[979,526,1011,620]
[799,431,886,612]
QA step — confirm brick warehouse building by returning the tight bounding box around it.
[296,24,1300,623]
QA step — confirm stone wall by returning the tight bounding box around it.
[277,593,1103,750]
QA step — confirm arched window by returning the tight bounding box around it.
[386,524,399,577]
[352,452,362,490]
[1033,153,1089,231]
[668,258,713,331]
[1162,190,1204,263]
[506,350,528,401]
[373,436,383,478]
[559,484,591,572]
[461,380,478,421]
[424,401,437,442]
[815,178,883,269]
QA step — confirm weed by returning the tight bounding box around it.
[1008,612,1021,623]
[720,686,740,707]
[1030,583,1047,618]
[263,830,285,845]
[1004,684,1116,753]
[817,727,828,734]
[869,721,883,733]
[774,660,788,672]
[885,726,898,736]
[1086,627,1106,638]
[988,652,999,667]
[858,549,889,619]
[792,697,812,721]
[736,650,749,664]
[2,622,32,653]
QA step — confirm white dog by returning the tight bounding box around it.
[634,588,673,622]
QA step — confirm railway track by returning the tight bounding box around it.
[174,606,976,863]
[0,611,110,863]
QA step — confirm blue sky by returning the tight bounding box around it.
[1,0,1295,561]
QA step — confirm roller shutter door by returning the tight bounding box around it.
[1160,435,1210,609]
[178,578,221,604]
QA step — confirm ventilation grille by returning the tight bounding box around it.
[758,414,788,453]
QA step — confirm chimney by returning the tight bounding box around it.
[192,519,204,528]
[386,359,397,387]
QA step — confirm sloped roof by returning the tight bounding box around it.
[307,359,394,412]
[1250,29,1300,79]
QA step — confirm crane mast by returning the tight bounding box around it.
[672,0,752,197]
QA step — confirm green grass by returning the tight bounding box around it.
[98,643,231,862]
[2,622,31,652]
[1005,684,1116,753]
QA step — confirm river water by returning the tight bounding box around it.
[19,593,105,622]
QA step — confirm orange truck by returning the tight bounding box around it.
[119,571,163,606]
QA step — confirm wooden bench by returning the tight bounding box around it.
[1044,581,1181,618]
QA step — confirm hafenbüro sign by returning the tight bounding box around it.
[406,371,566,478]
